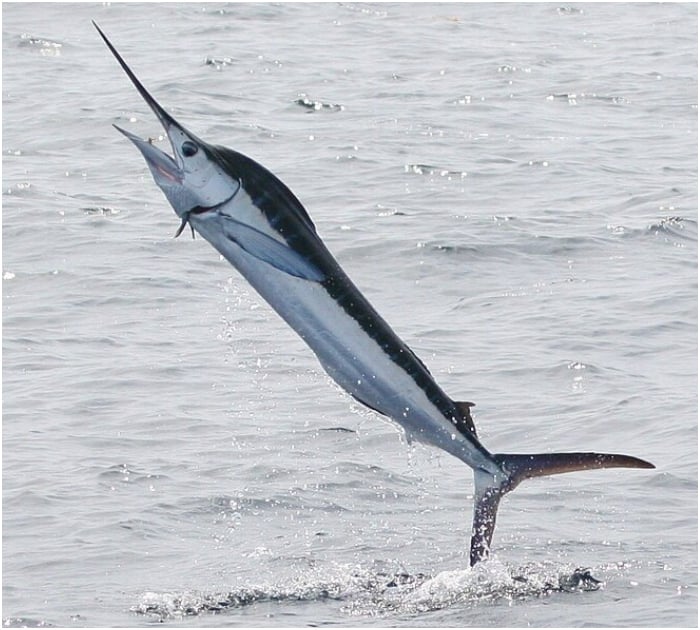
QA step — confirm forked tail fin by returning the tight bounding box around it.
[470,452,655,566]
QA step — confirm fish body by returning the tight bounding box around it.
[187,149,496,475]
[95,23,653,565]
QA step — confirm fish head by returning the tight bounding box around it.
[113,123,236,220]
[94,22,237,220]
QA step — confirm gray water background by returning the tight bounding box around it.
[2,2,697,627]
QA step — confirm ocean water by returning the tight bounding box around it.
[2,2,697,627]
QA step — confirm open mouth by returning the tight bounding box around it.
[155,161,181,183]
[114,124,183,184]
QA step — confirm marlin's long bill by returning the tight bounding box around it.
[95,23,655,565]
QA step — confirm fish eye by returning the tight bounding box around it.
[181,141,198,157]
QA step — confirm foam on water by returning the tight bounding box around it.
[131,560,606,622]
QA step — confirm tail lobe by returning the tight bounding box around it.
[470,451,654,566]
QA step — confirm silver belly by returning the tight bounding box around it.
[196,219,497,473]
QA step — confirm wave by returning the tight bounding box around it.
[546,92,630,106]
[15,33,63,56]
[404,163,468,179]
[132,561,604,621]
[294,94,345,112]
[607,215,697,243]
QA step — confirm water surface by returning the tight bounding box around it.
[2,2,697,627]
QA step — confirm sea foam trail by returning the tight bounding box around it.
[133,561,605,621]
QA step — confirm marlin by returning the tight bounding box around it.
[95,23,654,566]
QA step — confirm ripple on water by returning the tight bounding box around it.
[294,94,345,112]
[606,215,697,246]
[16,33,63,55]
[2,617,54,628]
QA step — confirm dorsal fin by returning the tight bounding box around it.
[453,400,477,438]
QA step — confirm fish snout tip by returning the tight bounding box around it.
[112,123,142,144]
[92,20,106,39]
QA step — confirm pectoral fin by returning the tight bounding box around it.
[222,217,325,282]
